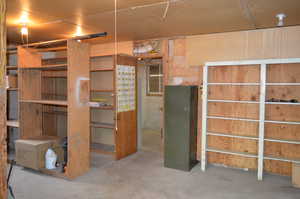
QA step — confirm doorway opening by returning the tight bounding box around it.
[137,57,163,153]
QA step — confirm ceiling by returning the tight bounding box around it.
[6,0,300,44]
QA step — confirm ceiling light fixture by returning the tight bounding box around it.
[20,26,28,35]
[276,13,286,27]
[74,26,83,37]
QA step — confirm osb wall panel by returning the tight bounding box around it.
[187,26,300,66]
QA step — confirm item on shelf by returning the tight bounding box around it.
[266,98,299,103]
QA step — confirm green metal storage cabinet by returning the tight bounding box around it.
[164,86,198,171]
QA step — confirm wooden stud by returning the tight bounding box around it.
[0,0,7,198]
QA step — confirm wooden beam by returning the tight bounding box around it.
[0,0,7,198]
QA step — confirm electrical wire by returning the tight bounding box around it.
[114,0,118,132]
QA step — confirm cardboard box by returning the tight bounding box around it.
[6,75,17,88]
[15,138,64,170]
[292,163,300,188]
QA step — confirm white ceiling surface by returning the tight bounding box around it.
[6,0,300,44]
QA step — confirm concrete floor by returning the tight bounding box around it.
[142,129,161,153]
[9,151,300,199]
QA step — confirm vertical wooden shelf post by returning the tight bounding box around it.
[65,39,90,178]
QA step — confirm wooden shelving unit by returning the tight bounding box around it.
[6,50,19,162]
[201,58,300,180]
[18,40,90,179]
[90,54,137,160]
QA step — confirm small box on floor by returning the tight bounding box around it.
[15,137,64,171]
[292,163,300,188]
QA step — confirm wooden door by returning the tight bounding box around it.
[115,57,137,160]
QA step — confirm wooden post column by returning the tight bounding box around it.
[0,0,7,198]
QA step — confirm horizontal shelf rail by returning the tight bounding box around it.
[208,99,259,104]
[264,156,300,164]
[264,138,300,145]
[266,83,300,86]
[265,102,300,105]
[207,132,258,140]
[20,99,68,106]
[207,116,259,122]
[207,83,260,86]
[265,120,300,125]
[207,148,258,158]
[205,58,300,66]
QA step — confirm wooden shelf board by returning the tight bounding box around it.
[20,64,67,71]
[90,143,115,156]
[91,122,115,129]
[37,46,67,52]
[90,68,114,72]
[90,106,114,110]
[7,120,19,128]
[20,99,68,106]
[90,89,114,93]
[7,88,18,91]
[7,66,18,70]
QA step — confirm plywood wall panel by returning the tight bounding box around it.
[208,85,259,101]
[266,104,300,122]
[207,152,257,170]
[265,123,300,141]
[266,86,300,101]
[208,65,260,83]
[208,102,259,119]
[90,41,133,57]
[208,136,258,155]
[187,26,300,66]
[264,142,300,160]
[267,63,300,83]
[207,119,258,137]
[264,160,291,176]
